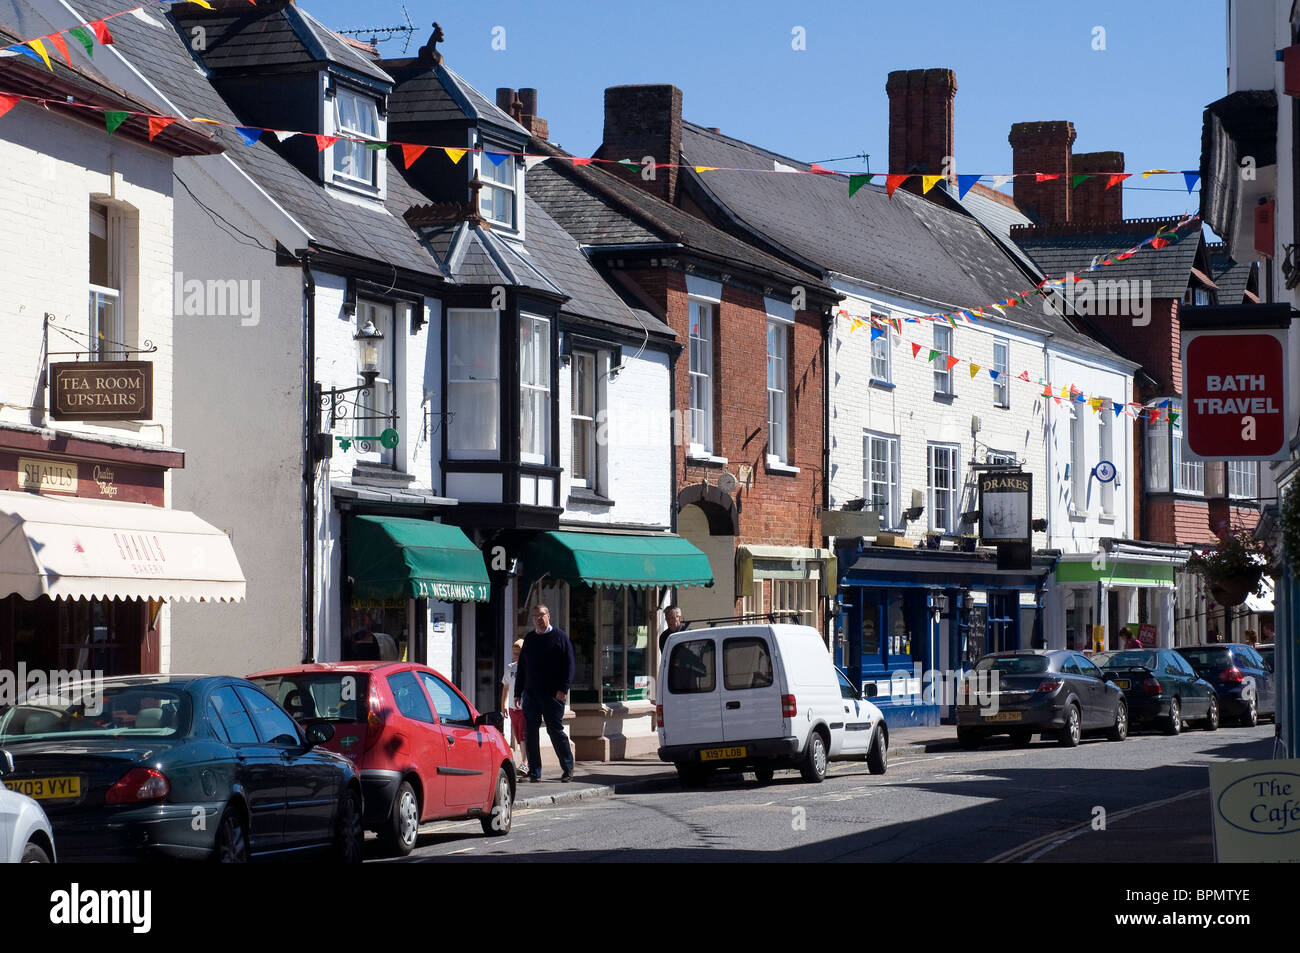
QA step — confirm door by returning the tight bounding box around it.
[385,669,447,818]
[1163,651,1209,718]
[419,671,491,808]
[236,685,336,850]
[208,685,286,852]
[836,668,871,754]
[1071,654,1110,728]
[661,636,722,746]
[720,634,784,744]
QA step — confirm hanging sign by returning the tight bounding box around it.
[49,361,153,421]
[978,471,1032,544]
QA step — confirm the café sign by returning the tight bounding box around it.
[50,362,153,421]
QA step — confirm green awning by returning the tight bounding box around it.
[523,531,713,589]
[1055,558,1175,587]
[348,516,490,602]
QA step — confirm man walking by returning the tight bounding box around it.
[515,604,576,782]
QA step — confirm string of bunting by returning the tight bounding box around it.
[838,214,1201,425]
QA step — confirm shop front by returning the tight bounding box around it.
[0,436,245,676]
[836,541,1054,726]
[516,529,713,760]
[1047,542,1188,651]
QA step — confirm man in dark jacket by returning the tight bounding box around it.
[514,604,576,782]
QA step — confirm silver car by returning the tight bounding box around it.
[0,750,56,862]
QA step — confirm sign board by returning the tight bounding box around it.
[1180,329,1289,460]
[1138,623,1157,647]
[16,457,77,494]
[979,471,1031,544]
[1209,759,1300,862]
[49,361,153,421]
[821,509,882,538]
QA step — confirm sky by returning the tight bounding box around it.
[303,0,1226,223]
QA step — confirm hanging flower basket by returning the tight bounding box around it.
[1187,528,1270,608]
[1209,575,1259,608]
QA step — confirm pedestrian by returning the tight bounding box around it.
[1123,630,1142,650]
[500,638,528,779]
[1244,628,1258,647]
[515,604,576,783]
[659,605,684,652]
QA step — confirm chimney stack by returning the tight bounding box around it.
[1070,151,1125,225]
[495,87,549,140]
[886,68,957,195]
[595,84,683,204]
[1008,121,1076,225]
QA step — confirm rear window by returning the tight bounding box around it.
[668,639,716,694]
[248,673,370,723]
[1178,648,1231,671]
[974,655,1049,675]
[723,637,774,691]
[0,684,190,742]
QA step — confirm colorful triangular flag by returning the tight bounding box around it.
[988,370,1000,381]
[1071,174,1091,189]
[443,147,466,165]
[484,151,509,166]
[911,342,923,359]
[945,355,960,371]
[91,21,112,45]
[809,163,835,175]
[313,135,338,152]
[25,39,53,71]
[927,349,940,363]
[235,126,263,146]
[46,33,71,66]
[147,116,176,140]
[956,174,981,199]
[969,363,981,378]
[988,174,1013,189]
[849,173,873,197]
[921,175,942,194]
[104,110,129,135]
[0,93,19,119]
[401,144,429,168]
[1105,173,1131,190]
[523,155,549,171]
[68,26,94,58]
[1035,173,1059,182]
[885,174,908,197]
[1183,171,1200,193]
[130,9,166,28]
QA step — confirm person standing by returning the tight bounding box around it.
[658,605,684,652]
[515,605,575,782]
[500,638,528,778]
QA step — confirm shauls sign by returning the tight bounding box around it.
[1180,306,1295,461]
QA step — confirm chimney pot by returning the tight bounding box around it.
[1008,120,1076,225]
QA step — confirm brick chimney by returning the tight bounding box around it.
[886,68,957,195]
[595,84,683,204]
[495,87,549,140]
[1070,150,1124,225]
[1008,121,1076,225]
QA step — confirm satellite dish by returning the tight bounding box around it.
[718,471,739,494]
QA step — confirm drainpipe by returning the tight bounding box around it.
[822,302,833,649]
[302,255,316,663]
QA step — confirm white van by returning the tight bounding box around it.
[657,624,888,786]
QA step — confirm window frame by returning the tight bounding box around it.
[1069,406,1086,508]
[328,86,383,192]
[933,325,953,395]
[864,431,901,530]
[519,313,552,465]
[927,442,960,533]
[1227,459,1259,500]
[89,201,127,362]
[870,313,892,384]
[1171,404,1203,495]
[570,350,598,489]
[1098,406,1115,516]
[767,319,789,464]
[688,298,715,455]
[477,149,518,229]
[446,308,501,460]
[992,337,1010,407]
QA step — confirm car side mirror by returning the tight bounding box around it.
[1101,672,1114,683]
[0,749,12,778]
[304,722,335,747]
[476,711,504,731]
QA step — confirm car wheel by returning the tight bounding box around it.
[379,781,420,856]
[211,807,249,863]
[957,728,982,749]
[1241,695,1258,728]
[1009,730,1032,747]
[753,764,776,784]
[1107,700,1128,742]
[676,763,710,788]
[1058,704,1081,748]
[1201,695,1219,732]
[480,766,513,837]
[1163,698,1181,735]
[21,841,51,863]
[867,727,888,775]
[799,730,828,783]
[333,788,364,864]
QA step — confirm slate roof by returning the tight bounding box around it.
[170,4,391,83]
[1206,242,1256,305]
[29,0,442,277]
[1010,219,1201,301]
[382,59,528,140]
[677,123,1115,359]
[526,144,833,297]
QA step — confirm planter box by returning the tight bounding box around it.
[873,532,914,548]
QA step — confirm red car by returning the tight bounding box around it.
[247,662,514,856]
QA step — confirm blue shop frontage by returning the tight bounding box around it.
[834,541,1058,727]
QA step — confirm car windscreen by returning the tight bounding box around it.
[0,685,191,742]
[247,673,369,723]
[1178,648,1231,671]
[974,655,1049,675]
[1099,651,1159,670]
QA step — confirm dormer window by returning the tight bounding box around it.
[330,87,382,190]
[478,151,517,229]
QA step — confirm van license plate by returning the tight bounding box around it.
[700,746,747,761]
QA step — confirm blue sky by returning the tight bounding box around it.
[306,0,1225,222]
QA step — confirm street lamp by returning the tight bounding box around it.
[312,318,389,459]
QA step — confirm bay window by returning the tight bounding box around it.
[520,314,551,464]
[447,309,500,458]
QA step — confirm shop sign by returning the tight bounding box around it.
[1180,329,1289,460]
[1210,759,1300,861]
[979,471,1031,544]
[50,361,153,421]
[17,457,77,494]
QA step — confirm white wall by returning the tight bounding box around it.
[1228,0,1281,92]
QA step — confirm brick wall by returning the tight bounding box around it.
[1084,297,1182,395]
[1144,498,1261,545]
[595,85,683,205]
[886,68,957,192]
[1008,121,1075,225]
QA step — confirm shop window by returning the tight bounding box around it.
[346,603,408,661]
[859,592,911,669]
[598,587,650,701]
[772,579,817,629]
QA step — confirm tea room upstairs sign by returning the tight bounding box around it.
[50,362,153,421]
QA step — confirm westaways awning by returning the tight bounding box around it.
[523,530,713,589]
[348,515,490,602]
[0,490,245,602]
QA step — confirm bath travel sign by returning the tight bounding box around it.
[49,361,153,421]
[1180,305,1296,461]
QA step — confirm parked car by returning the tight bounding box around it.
[956,650,1128,748]
[656,624,888,787]
[0,750,55,862]
[1093,649,1219,733]
[1175,644,1275,726]
[248,662,514,856]
[1256,643,1274,673]
[0,675,362,862]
